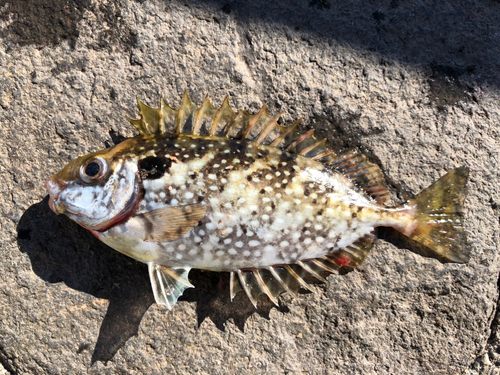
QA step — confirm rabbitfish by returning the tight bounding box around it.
[45,92,470,309]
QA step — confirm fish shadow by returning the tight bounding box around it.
[17,197,286,364]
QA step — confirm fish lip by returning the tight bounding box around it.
[44,178,67,215]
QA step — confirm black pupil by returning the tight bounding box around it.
[85,162,100,177]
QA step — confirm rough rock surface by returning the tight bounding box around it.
[1,0,499,374]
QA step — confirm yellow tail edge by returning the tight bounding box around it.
[398,167,470,263]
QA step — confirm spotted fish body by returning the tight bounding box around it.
[45,92,470,309]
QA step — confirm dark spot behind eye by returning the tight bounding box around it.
[139,156,171,179]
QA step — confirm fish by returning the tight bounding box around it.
[44,92,470,310]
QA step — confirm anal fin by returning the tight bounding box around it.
[230,260,340,308]
[148,263,194,310]
[325,232,376,268]
[229,233,377,307]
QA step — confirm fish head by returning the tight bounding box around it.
[45,139,142,231]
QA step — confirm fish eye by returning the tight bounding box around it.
[80,157,107,183]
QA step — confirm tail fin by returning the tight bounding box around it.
[401,167,470,263]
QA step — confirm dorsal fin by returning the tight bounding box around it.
[193,95,216,136]
[129,92,389,203]
[160,96,178,134]
[177,91,199,135]
[329,151,390,204]
[229,233,376,307]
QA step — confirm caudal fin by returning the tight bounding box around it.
[402,167,470,263]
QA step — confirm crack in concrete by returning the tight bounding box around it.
[469,270,500,371]
[0,346,16,375]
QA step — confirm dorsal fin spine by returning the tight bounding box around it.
[210,96,235,137]
[158,95,165,134]
[192,95,212,135]
[136,97,161,135]
[160,96,178,135]
[270,118,301,147]
[176,91,198,135]
[311,150,336,161]
[299,139,326,156]
[242,105,267,139]
[224,110,246,137]
[128,117,147,135]
[256,111,283,145]
[287,129,315,152]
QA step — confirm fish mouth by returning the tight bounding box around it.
[44,178,68,215]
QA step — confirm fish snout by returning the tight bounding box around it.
[44,178,67,215]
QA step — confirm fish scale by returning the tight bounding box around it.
[45,91,470,310]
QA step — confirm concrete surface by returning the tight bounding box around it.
[0,0,499,374]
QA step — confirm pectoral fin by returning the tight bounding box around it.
[148,263,194,310]
[135,204,207,242]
